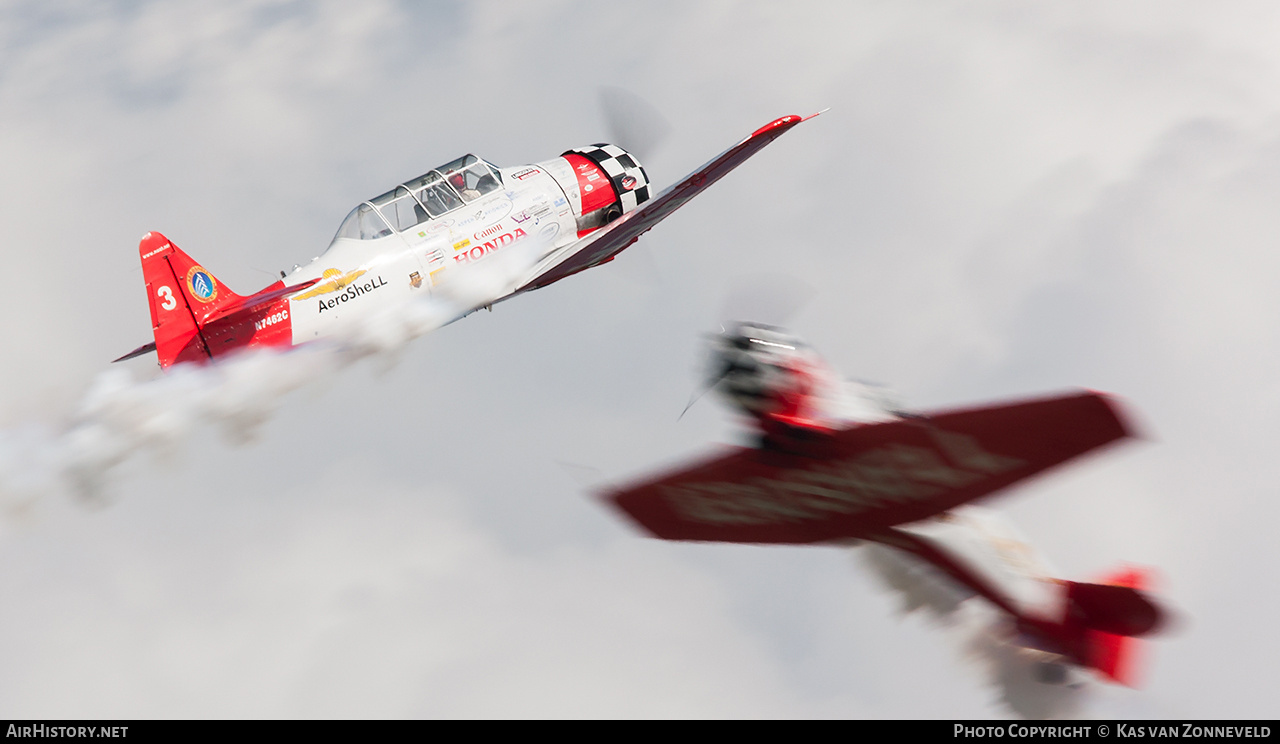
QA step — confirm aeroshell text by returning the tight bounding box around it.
[317,276,388,312]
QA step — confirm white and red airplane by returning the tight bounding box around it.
[115,114,819,368]
[603,323,1166,689]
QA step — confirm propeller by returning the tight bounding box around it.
[599,86,672,163]
[677,276,816,421]
[677,348,738,421]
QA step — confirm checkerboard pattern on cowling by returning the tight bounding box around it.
[564,143,652,212]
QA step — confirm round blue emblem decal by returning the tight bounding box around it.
[186,266,218,303]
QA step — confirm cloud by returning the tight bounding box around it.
[0,463,829,718]
[0,0,1277,719]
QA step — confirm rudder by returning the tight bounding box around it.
[138,231,241,368]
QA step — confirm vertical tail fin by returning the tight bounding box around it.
[138,232,242,369]
[1088,627,1139,686]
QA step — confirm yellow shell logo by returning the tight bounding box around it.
[291,268,368,300]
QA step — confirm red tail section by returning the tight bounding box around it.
[139,231,244,368]
[1079,567,1158,687]
[1089,627,1140,686]
[1020,566,1161,686]
[131,232,314,368]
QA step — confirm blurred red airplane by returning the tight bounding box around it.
[603,323,1165,687]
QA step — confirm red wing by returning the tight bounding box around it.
[517,113,820,292]
[604,390,1133,544]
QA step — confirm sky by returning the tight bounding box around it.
[0,0,1277,718]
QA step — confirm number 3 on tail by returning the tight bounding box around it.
[157,285,177,311]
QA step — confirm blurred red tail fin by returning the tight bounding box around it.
[1077,566,1159,687]
[1088,629,1140,686]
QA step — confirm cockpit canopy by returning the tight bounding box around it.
[333,154,503,242]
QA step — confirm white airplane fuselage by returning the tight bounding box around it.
[284,156,623,344]
[127,114,820,370]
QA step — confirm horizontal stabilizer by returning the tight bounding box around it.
[200,277,321,325]
[1067,580,1164,638]
[1079,566,1161,687]
[112,341,158,363]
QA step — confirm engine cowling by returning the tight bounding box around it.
[540,144,651,235]
[709,323,836,434]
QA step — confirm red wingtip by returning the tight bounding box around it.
[750,113,820,138]
[1079,389,1147,442]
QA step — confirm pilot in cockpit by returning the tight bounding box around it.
[450,171,482,202]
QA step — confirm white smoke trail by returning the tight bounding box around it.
[0,237,544,515]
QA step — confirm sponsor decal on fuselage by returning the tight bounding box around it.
[510,167,541,181]
[409,271,422,289]
[186,266,218,303]
[419,218,453,237]
[454,198,512,228]
[291,268,367,300]
[512,203,552,225]
[452,228,527,265]
[254,308,289,331]
[474,223,505,241]
[316,275,388,312]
